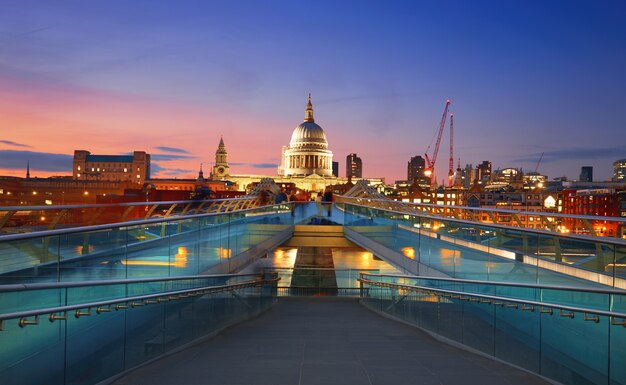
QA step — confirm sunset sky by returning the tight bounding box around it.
[1,0,625,182]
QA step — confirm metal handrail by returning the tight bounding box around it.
[358,272,626,295]
[0,202,293,242]
[340,196,626,223]
[0,197,255,212]
[266,267,380,272]
[0,272,261,292]
[341,200,626,245]
[358,277,626,320]
[0,277,278,322]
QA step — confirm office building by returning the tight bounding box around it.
[407,156,427,185]
[614,159,626,182]
[332,162,339,177]
[346,153,363,178]
[475,161,492,183]
[579,166,593,182]
[73,150,150,184]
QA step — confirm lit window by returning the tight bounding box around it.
[136,174,140,179]
[91,168,95,172]
[77,166,81,171]
[77,173,81,178]
[124,168,128,172]
[97,168,100,172]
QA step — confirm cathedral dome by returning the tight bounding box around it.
[280,94,333,177]
[288,94,329,150]
[289,121,328,149]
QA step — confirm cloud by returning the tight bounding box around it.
[150,163,163,174]
[161,168,195,175]
[512,147,626,164]
[251,163,278,169]
[151,153,195,161]
[0,150,72,171]
[154,146,190,154]
[0,140,32,148]
[150,162,194,176]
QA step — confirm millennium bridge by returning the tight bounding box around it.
[1,181,625,385]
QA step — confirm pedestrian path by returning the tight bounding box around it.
[112,297,550,385]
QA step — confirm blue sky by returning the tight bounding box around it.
[0,0,624,181]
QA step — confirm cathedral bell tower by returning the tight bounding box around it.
[212,136,230,179]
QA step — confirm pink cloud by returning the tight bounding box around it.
[0,75,293,179]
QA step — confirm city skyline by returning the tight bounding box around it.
[1,1,625,182]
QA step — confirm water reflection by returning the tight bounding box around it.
[112,246,190,268]
[267,246,402,291]
[401,247,415,259]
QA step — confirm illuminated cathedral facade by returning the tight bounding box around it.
[279,95,333,177]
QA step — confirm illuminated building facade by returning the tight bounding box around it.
[475,160,492,184]
[563,189,623,237]
[73,150,150,184]
[462,187,561,229]
[0,176,130,205]
[614,159,626,182]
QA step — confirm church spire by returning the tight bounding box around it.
[304,93,314,122]
[213,136,229,178]
[198,163,204,181]
[26,160,30,178]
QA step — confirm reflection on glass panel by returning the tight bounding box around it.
[0,278,275,385]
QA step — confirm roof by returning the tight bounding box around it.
[85,155,134,163]
[289,121,328,148]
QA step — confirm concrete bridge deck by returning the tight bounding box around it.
[111,298,549,385]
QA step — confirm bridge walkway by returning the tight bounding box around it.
[112,297,549,385]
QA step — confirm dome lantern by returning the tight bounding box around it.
[304,93,314,122]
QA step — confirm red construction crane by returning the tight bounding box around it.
[424,99,451,187]
[448,113,454,187]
